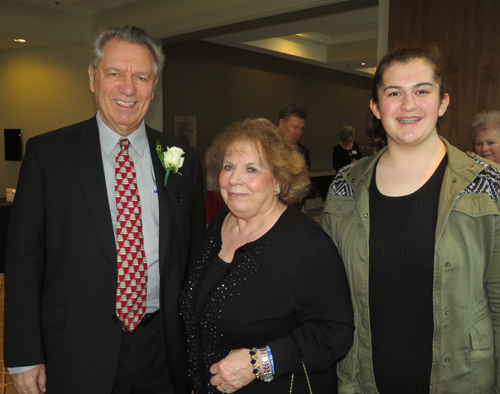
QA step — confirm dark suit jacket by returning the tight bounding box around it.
[297,142,311,171]
[4,116,206,394]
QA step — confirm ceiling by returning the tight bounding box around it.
[2,0,382,77]
[204,6,378,77]
[8,0,143,15]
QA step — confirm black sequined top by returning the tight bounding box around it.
[180,206,354,394]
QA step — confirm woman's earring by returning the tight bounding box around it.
[274,187,281,195]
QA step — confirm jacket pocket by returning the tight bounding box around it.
[41,300,66,329]
[455,193,499,217]
[337,331,359,384]
[469,306,495,393]
[324,197,355,217]
[469,309,493,350]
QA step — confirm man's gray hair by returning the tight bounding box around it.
[90,25,165,78]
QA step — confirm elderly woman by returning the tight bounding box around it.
[332,126,362,172]
[180,118,354,394]
[322,47,500,393]
[470,110,500,165]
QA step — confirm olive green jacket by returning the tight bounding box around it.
[322,137,500,394]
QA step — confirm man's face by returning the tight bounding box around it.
[88,39,157,136]
[279,116,306,143]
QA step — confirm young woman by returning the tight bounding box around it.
[322,47,500,393]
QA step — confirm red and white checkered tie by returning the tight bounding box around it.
[115,139,147,332]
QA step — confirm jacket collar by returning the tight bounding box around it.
[441,137,485,182]
[436,138,487,242]
[343,136,485,190]
[341,144,386,192]
[75,117,117,267]
[147,128,172,270]
[74,117,173,271]
[340,135,490,244]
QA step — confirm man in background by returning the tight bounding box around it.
[4,25,205,394]
[278,103,311,170]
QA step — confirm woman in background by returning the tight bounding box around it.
[322,47,500,393]
[332,126,362,172]
[470,110,500,165]
[181,118,354,394]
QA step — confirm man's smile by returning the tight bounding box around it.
[115,99,136,107]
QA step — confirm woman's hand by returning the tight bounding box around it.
[209,348,260,393]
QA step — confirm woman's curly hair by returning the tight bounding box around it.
[205,118,310,206]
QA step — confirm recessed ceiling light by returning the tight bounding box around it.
[14,39,27,43]
[361,62,366,66]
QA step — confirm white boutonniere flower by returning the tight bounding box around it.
[156,141,184,186]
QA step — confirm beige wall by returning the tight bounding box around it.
[0,44,96,196]
[0,37,371,198]
[0,0,365,198]
[0,43,165,198]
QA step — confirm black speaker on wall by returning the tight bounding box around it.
[4,129,22,161]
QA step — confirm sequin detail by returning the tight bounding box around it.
[180,230,266,393]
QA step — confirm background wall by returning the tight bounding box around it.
[0,42,163,198]
[0,44,96,195]
[162,40,372,171]
[389,0,500,152]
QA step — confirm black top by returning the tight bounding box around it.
[332,143,362,172]
[368,155,448,394]
[180,206,354,394]
[195,256,237,315]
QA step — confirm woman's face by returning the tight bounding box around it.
[370,59,449,148]
[219,141,279,219]
[474,127,500,164]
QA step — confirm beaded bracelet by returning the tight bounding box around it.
[249,347,262,380]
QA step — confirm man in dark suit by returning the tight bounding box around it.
[278,103,310,171]
[278,103,310,209]
[4,26,205,394]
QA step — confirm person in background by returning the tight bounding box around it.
[332,126,362,172]
[470,110,500,165]
[322,47,500,393]
[181,118,354,394]
[278,103,310,171]
[4,25,205,394]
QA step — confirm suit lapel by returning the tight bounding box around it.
[75,118,116,267]
[147,131,172,271]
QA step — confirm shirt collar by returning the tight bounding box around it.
[96,111,148,157]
